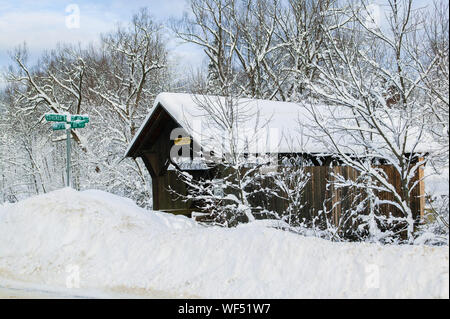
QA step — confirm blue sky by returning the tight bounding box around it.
[0,0,205,82]
[0,0,437,86]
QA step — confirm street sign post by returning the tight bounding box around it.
[45,113,89,187]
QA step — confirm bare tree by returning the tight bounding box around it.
[304,0,438,242]
[275,0,341,100]
[416,0,449,242]
[2,9,170,207]
[84,8,169,206]
[421,0,449,162]
[6,44,87,147]
[3,44,87,194]
[270,156,310,227]
[172,94,266,224]
[173,0,292,99]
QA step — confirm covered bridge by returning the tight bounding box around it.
[125,92,426,227]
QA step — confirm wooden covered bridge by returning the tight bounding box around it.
[125,93,426,228]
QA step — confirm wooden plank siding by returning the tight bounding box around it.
[152,163,424,231]
[151,169,212,213]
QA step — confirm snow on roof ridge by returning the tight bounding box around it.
[125,92,436,158]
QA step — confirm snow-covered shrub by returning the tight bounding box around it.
[269,156,311,227]
[174,157,281,227]
[415,194,449,246]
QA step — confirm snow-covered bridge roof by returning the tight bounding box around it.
[125,92,434,158]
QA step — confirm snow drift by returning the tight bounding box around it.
[0,188,448,298]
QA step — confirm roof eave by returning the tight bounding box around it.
[124,103,161,158]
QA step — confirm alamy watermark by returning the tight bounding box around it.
[65,4,80,29]
[169,119,281,167]
[65,264,80,288]
[365,263,380,289]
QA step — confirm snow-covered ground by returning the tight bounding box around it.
[0,188,448,298]
[0,277,177,299]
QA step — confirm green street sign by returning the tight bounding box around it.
[71,115,89,123]
[45,112,89,188]
[71,121,85,129]
[52,122,66,131]
[45,114,67,122]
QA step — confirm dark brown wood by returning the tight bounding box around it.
[126,101,426,236]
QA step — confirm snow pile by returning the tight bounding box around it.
[0,188,448,298]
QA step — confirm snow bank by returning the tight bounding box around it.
[0,188,448,298]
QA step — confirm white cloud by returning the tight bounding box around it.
[0,10,115,53]
[0,1,202,74]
